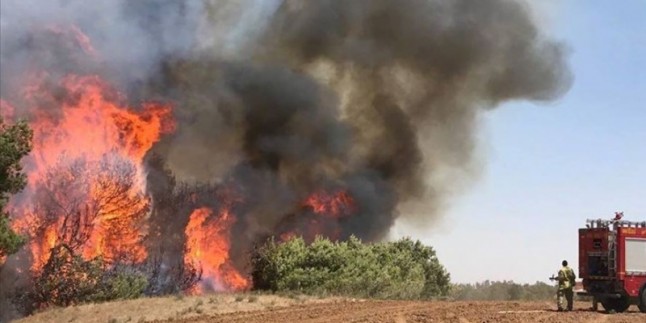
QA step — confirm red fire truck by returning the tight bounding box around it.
[578,213,646,313]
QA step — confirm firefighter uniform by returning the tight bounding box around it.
[557,264,576,311]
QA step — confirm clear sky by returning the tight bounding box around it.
[391,1,646,284]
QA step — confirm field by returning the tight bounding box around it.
[14,295,642,323]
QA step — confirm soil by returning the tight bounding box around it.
[14,296,643,323]
[161,300,642,323]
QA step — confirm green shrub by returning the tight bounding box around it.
[0,118,32,258]
[251,236,450,299]
[91,266,149,302]
[0,215,25,258]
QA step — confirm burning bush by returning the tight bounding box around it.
[8,155,202,315]
[17,244,148,313]
[251,236,451,299]
[15,243,202,315]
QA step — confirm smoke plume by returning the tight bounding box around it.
[146,0,571,235]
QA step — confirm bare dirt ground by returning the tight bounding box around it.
[164,300,642,323]
[14,296,642,323]
[18,294,646,323]
[13,294,336,323]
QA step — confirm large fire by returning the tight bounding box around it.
[9,74,174,270]
[1,25,359,294]
[4,27,173,272]
[184,206,249,293]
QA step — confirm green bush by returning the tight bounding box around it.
[0,118,32,258]
[92,266,149,302]
[251,236,450,299]
[0,215,25,259]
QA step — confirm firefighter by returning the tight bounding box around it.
[557,260,576,311]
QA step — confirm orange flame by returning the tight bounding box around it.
[184,207,249,292]
[7,71,173,271]
[3,25,247,297]
[280,189,357,242]
[22,74,173,169]
[303,190,356,219]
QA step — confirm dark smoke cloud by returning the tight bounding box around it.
[153,0,571,233]
[267,0,572,221]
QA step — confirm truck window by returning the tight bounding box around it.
[625,238,646,273]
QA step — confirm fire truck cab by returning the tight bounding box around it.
[578,214,646,313]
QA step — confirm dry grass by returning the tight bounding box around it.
[14,293,339,323]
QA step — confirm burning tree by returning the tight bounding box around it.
[13,155,203,313]
[22,154,149,269]
[8,155,149,312]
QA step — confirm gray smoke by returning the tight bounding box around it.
[150,0,572,237]
[0,0,203,99]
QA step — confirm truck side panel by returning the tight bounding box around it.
[618,227,646,297]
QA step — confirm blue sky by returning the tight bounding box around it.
[392,1,646,283]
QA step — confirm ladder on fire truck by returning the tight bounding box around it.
[586,212,646,277]
[609,230,617,276]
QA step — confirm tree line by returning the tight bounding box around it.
[450,280,557,301]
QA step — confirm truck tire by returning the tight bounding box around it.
[639,287,646,313]
[602,295,631,313]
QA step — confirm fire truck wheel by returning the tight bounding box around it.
[639,287,646,313]
[602,295,631,313]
